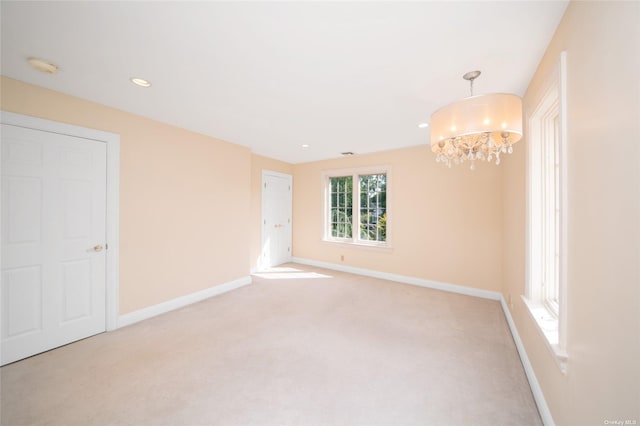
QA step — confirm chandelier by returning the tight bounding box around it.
[430,71,523,170]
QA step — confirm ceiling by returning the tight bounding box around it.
[1,1,568,164]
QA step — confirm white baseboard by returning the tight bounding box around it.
[291,257,501,301]
[291,257,553,426]
[499,297,555,426]
[117,276,252,328]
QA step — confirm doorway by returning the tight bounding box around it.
[1,112,119,365]
[261,170,292,270]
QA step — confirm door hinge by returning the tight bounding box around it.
[105,244,109,250]
[264,182,267,188]
[288,247,290,252]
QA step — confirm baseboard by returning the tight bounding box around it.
[291,257,501,301]
[291,257,553,426]
[117,276,252,328]
[499,296,555,426]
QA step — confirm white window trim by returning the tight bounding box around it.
[524,51,568,373]
[322,165,392,249]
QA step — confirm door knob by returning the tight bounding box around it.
[93,245,104,252]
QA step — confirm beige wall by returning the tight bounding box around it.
[502,2,640,425]
[292,145,505,292]
[1,77,252,314]
[250,154,294,272]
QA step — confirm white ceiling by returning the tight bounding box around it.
[1,1,568,164]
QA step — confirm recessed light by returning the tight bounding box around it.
[341,152,355,156]
[27,57,58,74]
[130,77,152,88]
[302,144,309,148]
[418,123,429,128]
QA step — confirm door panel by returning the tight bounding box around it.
[61,260,92,322]
[3,266,42,338]
[7,177,41,244]
[1,124,107,365]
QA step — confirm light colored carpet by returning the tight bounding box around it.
[1,263,542,426]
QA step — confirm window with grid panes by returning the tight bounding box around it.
[359,174,386,242]
[325,167,389,246]
[329,176,353,239]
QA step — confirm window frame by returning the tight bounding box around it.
[524,51,568,373]
[322,165,391,248]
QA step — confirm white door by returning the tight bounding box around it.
[1,124,107,365]
[262,172,292,269]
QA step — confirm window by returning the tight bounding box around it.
[542,114,561,315]
[324,166,390,247]
[524,52,567,372]
[329,176,353,239]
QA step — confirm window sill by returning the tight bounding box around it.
[322,238,393,252]
[521,295,568,374]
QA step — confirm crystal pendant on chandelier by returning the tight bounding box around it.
[429,70,523,169]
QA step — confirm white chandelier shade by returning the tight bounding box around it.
[430,92,523,168]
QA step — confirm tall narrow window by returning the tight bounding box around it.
[541,114,561,316]
[329,176,353,239]
[359,174,386,242]
[324,167,390,247]
[525,51,567,372]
